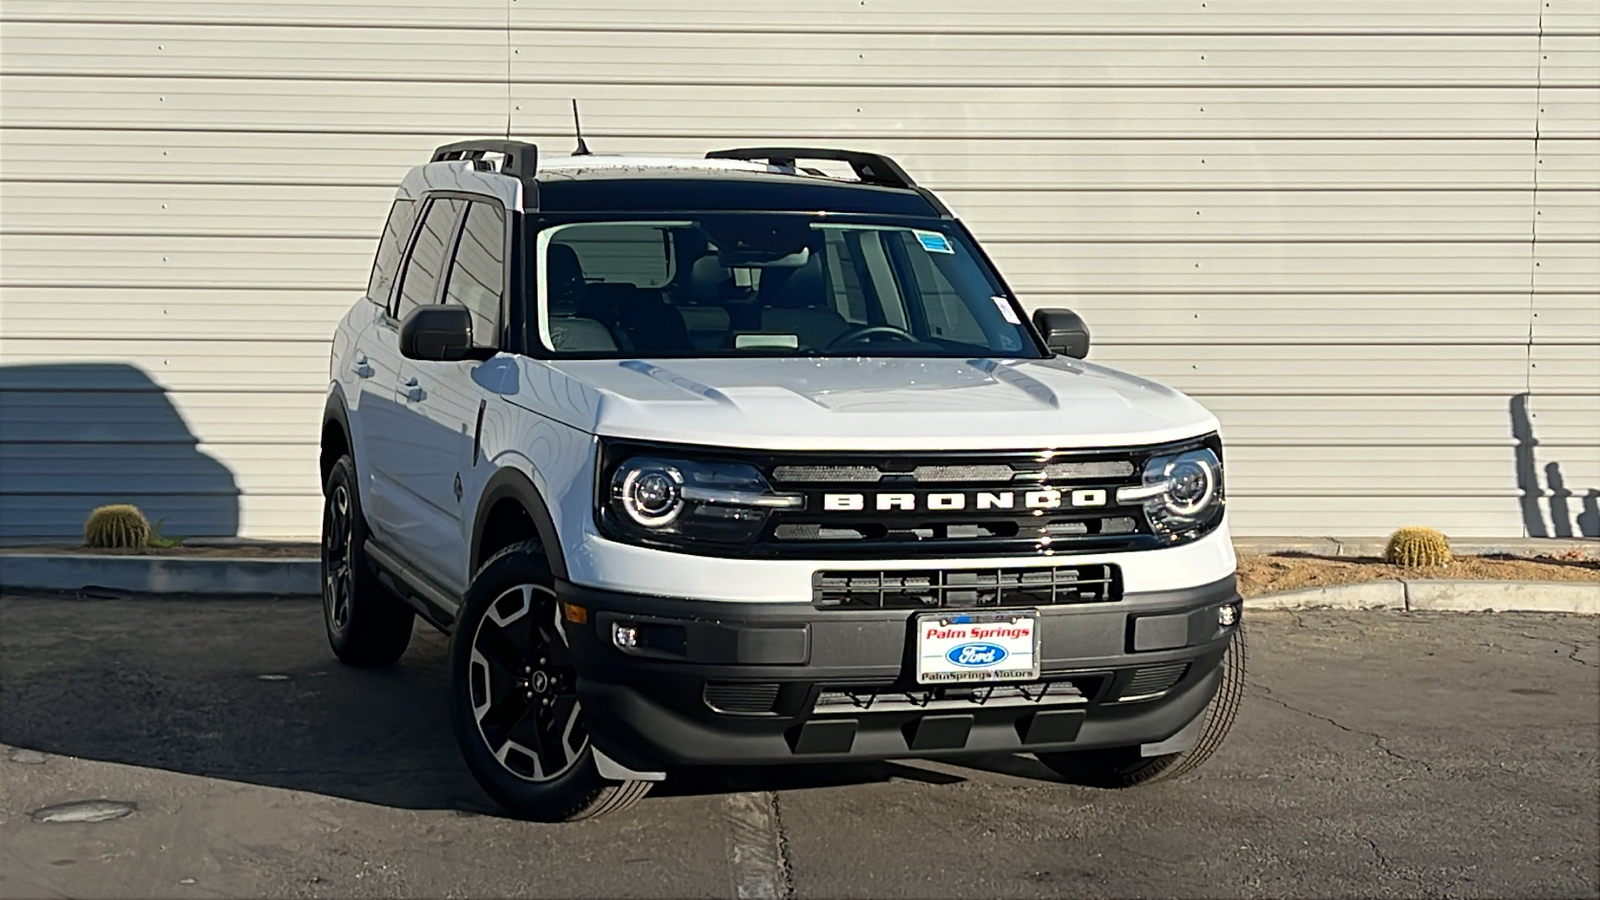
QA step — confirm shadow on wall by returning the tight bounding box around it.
[0,363,240,541]
[1510,392,1600,538]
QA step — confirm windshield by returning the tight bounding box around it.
[533,215,1041,359]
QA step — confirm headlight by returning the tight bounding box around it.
[618,465,684,527]
[604,455,802,545]
[1116,446,1224,538]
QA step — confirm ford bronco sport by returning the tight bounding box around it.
[320,140,1244,821]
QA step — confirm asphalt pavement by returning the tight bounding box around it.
[1,592,1595,899]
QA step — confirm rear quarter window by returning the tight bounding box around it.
[366,199,417,305]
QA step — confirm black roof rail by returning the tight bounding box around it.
[431,139,539,179]
[706,147,917,190]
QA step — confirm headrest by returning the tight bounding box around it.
[546,243,586,315]
[756,255,824,309]
[686,255,731,305]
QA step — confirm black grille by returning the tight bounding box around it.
[1120,662,1189,700]
[703,682,782,715]
[599,436,1223,560]
[813,563,1120,610]
[757,445,1173,559]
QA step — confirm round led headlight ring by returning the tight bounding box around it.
[1163,454,1216,518]
[619,465,684,527]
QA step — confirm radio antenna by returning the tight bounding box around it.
[570,99,591,156]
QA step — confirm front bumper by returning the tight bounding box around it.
[560,575,1242,770]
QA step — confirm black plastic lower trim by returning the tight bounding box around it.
[557,575,1240,769]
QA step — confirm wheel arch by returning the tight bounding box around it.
[472,467,569,580]
[320,388,353,494]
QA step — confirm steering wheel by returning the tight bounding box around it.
[825,325,919,350]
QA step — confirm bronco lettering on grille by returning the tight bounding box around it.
[821,489,1108,513]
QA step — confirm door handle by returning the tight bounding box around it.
[400,376,425,403]
[351,353,374,378]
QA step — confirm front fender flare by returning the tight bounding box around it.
[472,466,569,581]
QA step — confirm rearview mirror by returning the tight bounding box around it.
[400,304,476,361]
[1032,308,1090,359]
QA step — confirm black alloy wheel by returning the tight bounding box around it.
[449,540,652,821]
[467,582,587,782]
[320,455,414,667]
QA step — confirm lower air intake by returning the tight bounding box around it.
[703,682,781,715]
[1120,662,1190,701]
[813,564,1120,609]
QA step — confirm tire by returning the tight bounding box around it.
[321,455,415,667]
[448,540,652,822]
[1037,624,1246,788]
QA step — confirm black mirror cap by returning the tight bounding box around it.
[1032,308,1091,359]
[400,304,476,361]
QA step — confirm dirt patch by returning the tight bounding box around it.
[1237,553,1600,598]
[0,543,318,559]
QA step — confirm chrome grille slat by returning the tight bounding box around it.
[1039,461,1137,480]
[912,464,1015,483]
[772,465,882,483]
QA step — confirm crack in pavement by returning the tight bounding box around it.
[1564,642,1598,669]
[1250,681,1435,774]
[724,790,795,900]
[1356,831,1391,869]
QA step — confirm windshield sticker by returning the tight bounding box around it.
[914,230,954,254]
[734,333,801,350]
[992,295,1022,325]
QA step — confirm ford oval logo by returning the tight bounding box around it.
[947,642,1008,668]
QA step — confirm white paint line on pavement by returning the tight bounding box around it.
[724,791,792,900]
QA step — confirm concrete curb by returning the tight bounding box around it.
[0,554,318,596]
[1244,579,1598,615]
[1,554,1595,614]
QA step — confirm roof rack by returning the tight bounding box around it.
[431,139,539,179]
[705,147,917,190]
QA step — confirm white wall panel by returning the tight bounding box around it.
[1538,139,1600,190]
[0,338,334,393]
[4,26,1551,86]
[1040,293,1537,344]
[2,2,1597,540]
[0,182,393,237]
[0,0,1545,32]
[0,289,354,340]
[1,235,374,289]
[991,241,1537,293]
[0,22,511,80]
[0,131,1546,190]
[951,190,1538,241]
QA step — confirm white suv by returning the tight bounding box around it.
[320,140,1244,821]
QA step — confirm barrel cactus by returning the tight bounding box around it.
[83,504,152,549]
[1384,526,1452,568]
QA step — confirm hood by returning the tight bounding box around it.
[509,356,1218,451]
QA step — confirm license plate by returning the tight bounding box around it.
[915,611,1040,684]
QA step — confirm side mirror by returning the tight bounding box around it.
[1032,308,1091,359]
[400,304,475,361]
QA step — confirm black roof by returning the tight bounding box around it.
[533,173,945,218]
[427,139,948,218]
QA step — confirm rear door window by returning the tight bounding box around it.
[442,201,506,348]
[394,197,466,319]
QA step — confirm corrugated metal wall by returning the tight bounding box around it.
[3,1,1597,540]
